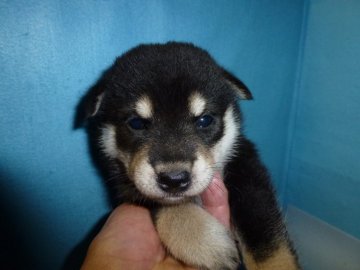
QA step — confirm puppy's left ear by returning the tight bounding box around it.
[221,68,253,100]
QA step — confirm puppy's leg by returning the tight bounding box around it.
[229,188,300,270]
[154,202,239,270]
[225,140,301,270]
[241,243,299,270]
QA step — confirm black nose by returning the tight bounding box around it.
[157,171,190,193]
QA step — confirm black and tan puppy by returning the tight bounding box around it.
[76,42,300,270]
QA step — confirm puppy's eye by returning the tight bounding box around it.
[127,117,150,130]
[195,115,214,128]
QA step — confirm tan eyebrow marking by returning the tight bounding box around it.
[135,95,153,118]
[189,92,206,117]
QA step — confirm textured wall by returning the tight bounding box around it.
[286,0,360,239]
[0,1,304,269]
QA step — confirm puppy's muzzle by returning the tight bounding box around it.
[157,171,191,193]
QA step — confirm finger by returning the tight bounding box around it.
[153,256,197,270]
[88,204,165,265]
[200,172,231,228]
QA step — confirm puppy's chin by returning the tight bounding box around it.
[157,195,192,205]
[133,175,214,205]
[135,183,208,205]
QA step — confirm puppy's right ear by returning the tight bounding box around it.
[74,79,105,129]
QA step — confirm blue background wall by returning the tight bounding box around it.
[286,0,360,239]
[0,0,358,269]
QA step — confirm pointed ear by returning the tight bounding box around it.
[74,79,105,129]
[221,68,253,100]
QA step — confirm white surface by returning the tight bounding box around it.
[286,205,360,270]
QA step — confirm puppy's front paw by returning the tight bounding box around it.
[155,203,239,270]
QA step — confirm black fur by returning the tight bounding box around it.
[225,136,291,261]
[76,42,300,269]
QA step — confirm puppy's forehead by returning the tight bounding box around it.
[142,90,209,118]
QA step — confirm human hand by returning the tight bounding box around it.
[81,173,230,270]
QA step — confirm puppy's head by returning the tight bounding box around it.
[77,42,252,204]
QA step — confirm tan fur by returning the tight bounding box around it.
[242,244,299,270]
[188,92,206,117]
[126,143,218,204]
[128,145,150,177]
[211,106,240,171]
[100,124,131,167]
[127,145,162,199]
[198,144,214,164]
[99,124,118,159]
[154,162,192,174]
[92,93,104,116]
[135,95,153,118]
[155,203,239,270]
[185,150,214,198]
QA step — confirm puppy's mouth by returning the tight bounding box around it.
[150,171,205,204]
[129,158,214,204]
[123,142,216,204]
[155,171,193,203]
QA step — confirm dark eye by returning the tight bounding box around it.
[195,115,214,128]
[127,117,149,130]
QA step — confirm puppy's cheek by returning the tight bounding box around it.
[188,151,214,196]
[128,147,160,198]
[99,124,131,168]
[211,106,240,167]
